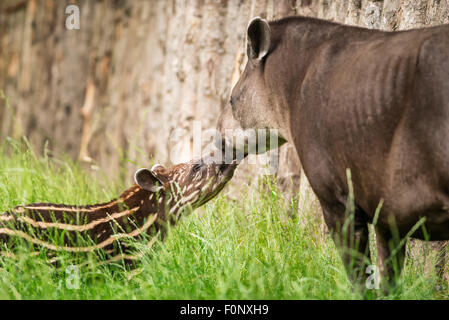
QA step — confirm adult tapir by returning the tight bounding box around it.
[217,16,449,288]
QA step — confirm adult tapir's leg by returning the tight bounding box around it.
[321,200,371,288]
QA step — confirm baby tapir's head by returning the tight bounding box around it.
[134,155,237,220]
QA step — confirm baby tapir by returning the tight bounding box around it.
[0,156,237,264]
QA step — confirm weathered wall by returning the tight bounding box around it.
[0,0,448,191]
[0,0,296,189]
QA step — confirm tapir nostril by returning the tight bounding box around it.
[219,163,229,172]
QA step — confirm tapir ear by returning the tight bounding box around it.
[151,163,165,173]
[247,17,271,61]
[134,168,164,193]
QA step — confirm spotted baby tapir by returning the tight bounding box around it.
[0,155,237,264]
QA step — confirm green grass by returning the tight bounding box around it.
[0,138,447,299]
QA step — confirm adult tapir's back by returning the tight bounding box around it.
[295,21,449,237]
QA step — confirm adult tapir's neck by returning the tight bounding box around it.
[265,17,374,143]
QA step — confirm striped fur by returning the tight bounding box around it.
[0,157,237,264]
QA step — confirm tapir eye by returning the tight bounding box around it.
[192,163,202,173]
[229,95,237,110]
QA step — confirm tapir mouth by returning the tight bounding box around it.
[218,159,238,177]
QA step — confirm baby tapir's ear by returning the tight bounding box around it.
[134,168,164,192]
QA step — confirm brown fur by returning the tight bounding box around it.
[218,16,449,287]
